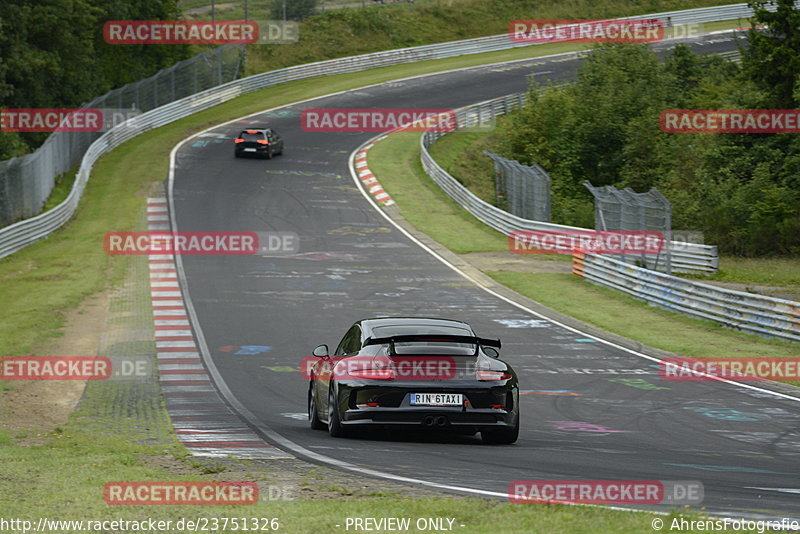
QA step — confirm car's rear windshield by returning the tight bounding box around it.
[372,325,475,355]
[239,131,265,140]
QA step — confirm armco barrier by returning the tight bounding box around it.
[573,250,800,343]
[0,1,778,259]
[420,93,720,273]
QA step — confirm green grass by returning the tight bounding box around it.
[370,132,507,253]
[429,130,499,205]
[693,256,800,287]
[237,0,749,76]
[41,169,78,213]
[425,105,800,291]
[0,425,729,533]
[369,131,800,359]
[0,10,781,533]
[0,42,600,357]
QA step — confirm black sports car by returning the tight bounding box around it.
[233,127,284,159]
[307,317,519,444]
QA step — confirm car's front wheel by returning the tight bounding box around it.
[327,386,349,438]
[308,385,326,430]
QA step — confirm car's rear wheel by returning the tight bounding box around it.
[481,415,519,444]
[308,385,326,430]
[327,386,349,438]
[265,148,273,159]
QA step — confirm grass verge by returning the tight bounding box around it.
[0,423,719,534]
[180,0,749,77]
[0,16,777,534]
[426,113,800,289]
[368,132,800,359]
[0,40,599,357]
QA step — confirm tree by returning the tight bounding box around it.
[742,0,800,107]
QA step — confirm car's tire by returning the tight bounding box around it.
[308,385,326,430]
[327,386,349,438]
[234,151,241,158]
[265,149,273,159]
[481,415,519,444]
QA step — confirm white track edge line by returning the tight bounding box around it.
[163,45,793,516]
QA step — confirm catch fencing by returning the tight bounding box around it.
[0,45,243,228]
[584,182,672,272]
[420,93,719,273]
[484,151,551,222]
[0,1,774,258]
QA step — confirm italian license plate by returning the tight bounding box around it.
[244,148,257,152]
[410,393,463,406]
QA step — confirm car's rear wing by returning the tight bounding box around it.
[363,334,501,355]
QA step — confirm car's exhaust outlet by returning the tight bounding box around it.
[434,416,448,427]
[422,415,435,426]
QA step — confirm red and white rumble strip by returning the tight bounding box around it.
[354,139,395,206]
[147,198,290,459]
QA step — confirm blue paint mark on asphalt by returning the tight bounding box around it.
[683,407,762,421]
[218,345,272,355]
[574,338,598,342]
[236,345,272,355]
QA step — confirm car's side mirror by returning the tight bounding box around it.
[482,347,500,358]
[313,344,329,357]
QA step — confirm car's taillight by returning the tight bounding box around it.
[234,138,244,143]
[257,139,269,145]
[476,370,512,381]
[491,404,506,410]
[350,368,394,380]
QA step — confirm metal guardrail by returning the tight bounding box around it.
[573,250,800,343]
[420,93,720,273]
[0,45,244,229]
[0,1,773,259]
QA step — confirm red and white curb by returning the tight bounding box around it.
[147,198,291,459]
[354,140,395,206]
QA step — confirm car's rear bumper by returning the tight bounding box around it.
[341,406,517,430]
[235,146,270,156]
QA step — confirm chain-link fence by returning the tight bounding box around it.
[583,181,672,273]
[0,45,243,228]
[483,150,550,222]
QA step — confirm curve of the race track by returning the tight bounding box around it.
[169,33,800,521]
